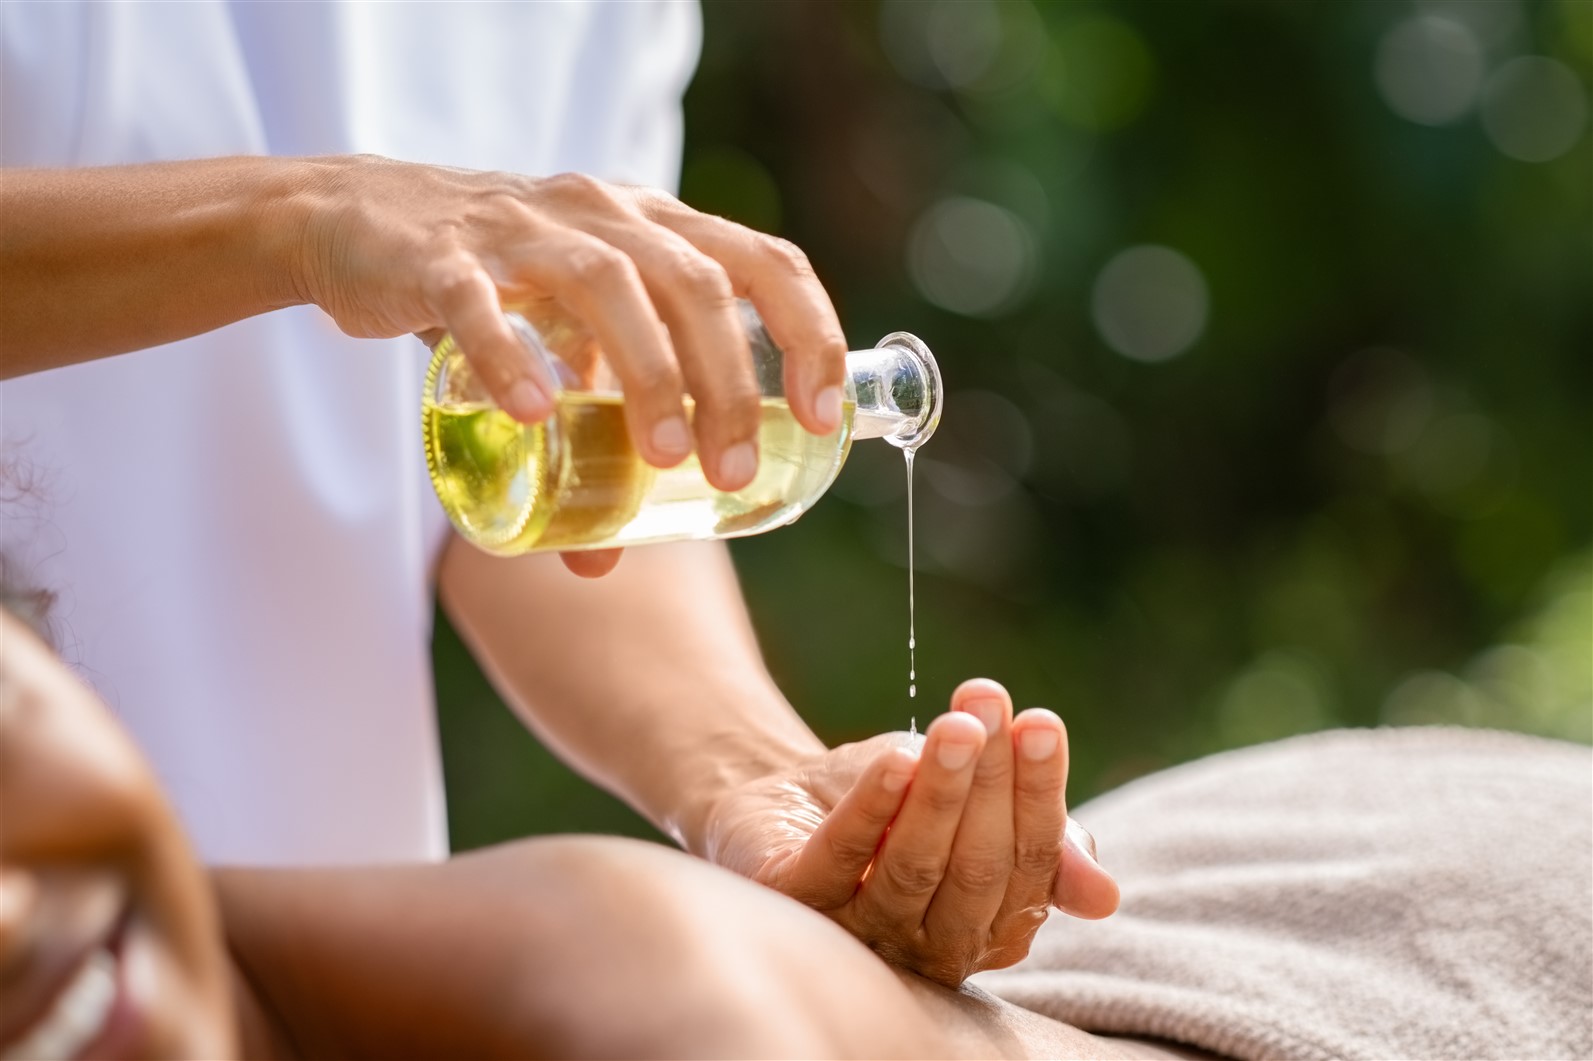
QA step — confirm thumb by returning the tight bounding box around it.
[1053,817,1120,919]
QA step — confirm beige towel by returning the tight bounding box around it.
[977,727,1593,1060]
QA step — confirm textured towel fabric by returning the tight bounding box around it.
[977,727,1593,1061]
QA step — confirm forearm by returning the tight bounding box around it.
[214,853,572,1060]
[213,841,1002,1061]
[0,158,317,376]
[438,535,825,854]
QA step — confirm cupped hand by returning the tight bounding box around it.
[702,679,1119,988]
[289,156,848,576]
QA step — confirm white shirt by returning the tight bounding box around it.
[0,0,701,864]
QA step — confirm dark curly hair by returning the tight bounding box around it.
[0,555,55,647]
[0,453,56,647]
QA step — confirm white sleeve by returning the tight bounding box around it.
[575,0,703,193]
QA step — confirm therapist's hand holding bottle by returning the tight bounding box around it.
[1,155,848,575]
[297,156,849,482]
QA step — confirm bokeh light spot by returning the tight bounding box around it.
[907,196,1036,317]
[1091,244,1209,363]
[680,145,783,233]
[1381,550,1593,741]
[942,389,1035,480]
[1383,670,1488,725]
[1467,644,1555,721]
[1456,494,1566,600]
[1328,348,1435,455]
[878,0,1004,90]
[1216,652,1333,746]
[1416,0,1523,47]
[947,157,1051,232]
[917,389,1033,508]
[1373,14,1484,126]
[960,0,1047,96]
[1399,412,1502,499]
[1480,56,1589,163]
[920,487,1046,591]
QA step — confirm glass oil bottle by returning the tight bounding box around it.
[423,301,941,556]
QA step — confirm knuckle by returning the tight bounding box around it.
[1015,766,1063,801]
[1014,836,1062,880]
[420,257,480,302]
[484,189,524,215]
[479,357,521,392]
[945,852,1011,897]
[970,756,1015,794]
[565,244,633,289]
[821,828,881,871]
[918,782,969,817]
[628,185,677,217]
[546,171,616,207]
[624,359,685,403]
[460,340,522,392]
[854,790,901,831]
[878,852,946,899]
[812,334,848,372]
[701,376,761,438]
[486,191,544,232]
[671,253,735,304]
[761,235,816,278]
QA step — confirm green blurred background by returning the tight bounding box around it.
[437,0,1592,851]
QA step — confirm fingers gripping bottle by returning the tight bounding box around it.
[422,300,941,556]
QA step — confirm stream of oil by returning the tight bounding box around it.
[906,447,917,703]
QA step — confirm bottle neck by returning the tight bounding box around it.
[844,332,942,450]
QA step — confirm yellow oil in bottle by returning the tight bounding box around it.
[423,392,854,555]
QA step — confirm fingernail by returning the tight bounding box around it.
[815,385,843,431]
[718,441,757,488]
[1066,818,1099,863]
[505,379,550,422]
[882,768,911,793]
[1021,728,1059,761]
[651,416,691,458]
[965,698,1003,736]
[937,738,978,771]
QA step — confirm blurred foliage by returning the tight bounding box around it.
[438,0,1591,851]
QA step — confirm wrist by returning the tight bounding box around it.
[661,699,826,859]
[249,156,348,314]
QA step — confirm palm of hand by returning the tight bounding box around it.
[704,736,888,886]
[702,688,1118,988]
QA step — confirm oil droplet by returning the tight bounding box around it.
[910,684,917,698]
[909,716,917,738]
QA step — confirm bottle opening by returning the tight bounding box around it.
[871,331,942,451]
